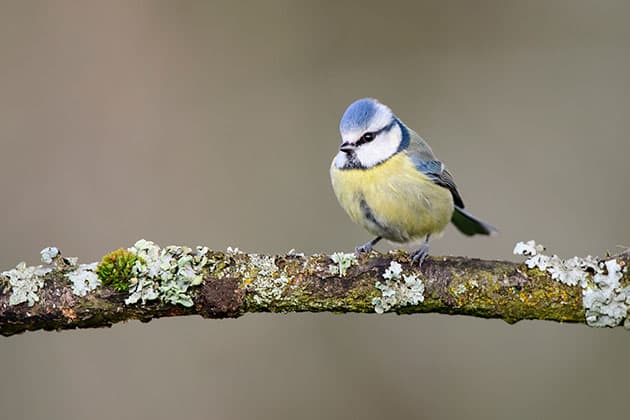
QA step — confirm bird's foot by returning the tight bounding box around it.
[410,243,430,267]
[355,237,382,254]
[355,242,374,254]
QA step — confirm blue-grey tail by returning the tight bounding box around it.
[451,206,497,236]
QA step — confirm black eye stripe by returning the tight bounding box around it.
[356,132,375,146]
[355,120,396,146]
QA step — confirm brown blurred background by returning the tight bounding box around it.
[1,1,629,419]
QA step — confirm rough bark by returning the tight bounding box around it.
[1,248,628,337]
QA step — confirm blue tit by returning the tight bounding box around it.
[330,98,496,265]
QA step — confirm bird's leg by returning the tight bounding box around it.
[355,236,382,254]
[411,235,431,267]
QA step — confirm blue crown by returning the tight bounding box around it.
[339,98,380,133]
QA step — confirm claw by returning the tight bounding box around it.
[355,244,372,253]
[355,236,382,254]
[411,246,428,266]
[410,235,431,267]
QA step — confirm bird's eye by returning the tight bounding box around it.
[357,132,375,145]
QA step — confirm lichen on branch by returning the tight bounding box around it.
[513,240,630,328]
[0,239,629,337]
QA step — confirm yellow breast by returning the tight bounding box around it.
[330,153,454,242]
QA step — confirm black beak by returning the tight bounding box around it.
[339,142,355,154]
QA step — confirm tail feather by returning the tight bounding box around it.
[451,206,497,236]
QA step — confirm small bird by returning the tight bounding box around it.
[330,98,496,265]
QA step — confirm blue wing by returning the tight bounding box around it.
[407,155,465,209]
[411,154,498,235]
[397,123,465,207]
[399,124,496,235]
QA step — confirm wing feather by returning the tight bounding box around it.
[402,128,465,208]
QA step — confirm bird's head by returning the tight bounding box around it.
[334,98,406,169]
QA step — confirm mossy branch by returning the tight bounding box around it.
[1,242,629,337]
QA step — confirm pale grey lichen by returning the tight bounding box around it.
[125,239,208,307]
[66,262,100,297]
[249,254,278,277]
[514,240,629,328]
[2,262,52,306]
[40,247,59,264]
[453,283,467,295]
[513,240,545,257]
[226,246,243,255]
[583,259,627,328]
[328,252,357,277]
[514,241,597,287]
[549,256,599,287]
[68,257,79,266]
[245,254,290,305]
[383,261,403,280]
[373,261,425,314]
[287,248,305,257]
[125,277,159,304]
[3,247,106,303]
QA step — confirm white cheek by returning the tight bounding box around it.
[355,141,397,167]
[355,126,402,167]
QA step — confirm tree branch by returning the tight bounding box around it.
[1,241,628,336]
